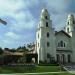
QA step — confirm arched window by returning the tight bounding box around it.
[56,54,60,62]
[60,41,63,47]
[45,16,48,19]
[47,32,49,37]
[58,41,66,47]
[64,43,65,47]
[58,43,60,47]
[47,42,50,47]
[46,22,48,27]
[68,22,69,25]
[67,28,69,33]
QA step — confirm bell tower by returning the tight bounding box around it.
[66,14,75,63]
[36,8,56,64]
[66,14,75,36]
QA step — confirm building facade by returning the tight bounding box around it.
[36,8,75,64]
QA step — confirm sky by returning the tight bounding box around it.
[0,0,75,48]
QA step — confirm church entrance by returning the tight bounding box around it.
[47,53,55,63]
[47,53,50,63]
[62,54,65,64]
[56,54,66,64]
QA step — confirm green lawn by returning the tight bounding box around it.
[32,66,62,72]
[0,65,74,75]
[0,66,64,73]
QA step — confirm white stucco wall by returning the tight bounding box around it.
[56,52,72,63]
[71,31,75,62]
[55,31,72,63]
[36,9,75,64]
[36,9,56,64]
[56,32,71,51]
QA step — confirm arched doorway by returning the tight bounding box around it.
[62,54,65,64]
[67,54,71,63]
[47,53,50,63]
[56,54,60,63]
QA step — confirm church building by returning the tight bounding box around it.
[36,8,75,64]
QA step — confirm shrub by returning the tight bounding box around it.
[38,61,59,66]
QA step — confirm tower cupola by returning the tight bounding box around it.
[67,14,75,26]
[68,14,74,20]
[66,14,75,36]
[41,8,50,20]
[39,8,52,28]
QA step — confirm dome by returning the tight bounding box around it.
[41,8,50,19]
[68,14,74,19]
[41,8,49,16]
[41,8,48,14]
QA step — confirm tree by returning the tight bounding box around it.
[16,45,28,52]
[10,48,16,52]
[0,47,3,55]
[17,46,21,50]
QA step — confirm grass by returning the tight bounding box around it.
[33,66,61,72]
[0,65,64,74]
[0,65,74,75]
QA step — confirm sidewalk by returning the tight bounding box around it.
[1,72,67,75]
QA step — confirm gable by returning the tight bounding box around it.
[55,30,71,50]
[55,30,71,38]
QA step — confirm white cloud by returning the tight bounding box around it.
[5,32,20,40]
[2,39,11,44]
[41,0,70,31]
[10,10,36,31]
[44,0,69,13]
[0,0,24,12]
[22,0,40,8]
[0,0,73,48]
[0,0,36,31]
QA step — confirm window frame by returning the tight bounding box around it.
[68,22,69,25]
[47,32,49,38]
[45,16,48,19]
[46,22,48,27]
[47,42,50,47]
[58,41,66,47]
[67,28,69,33]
